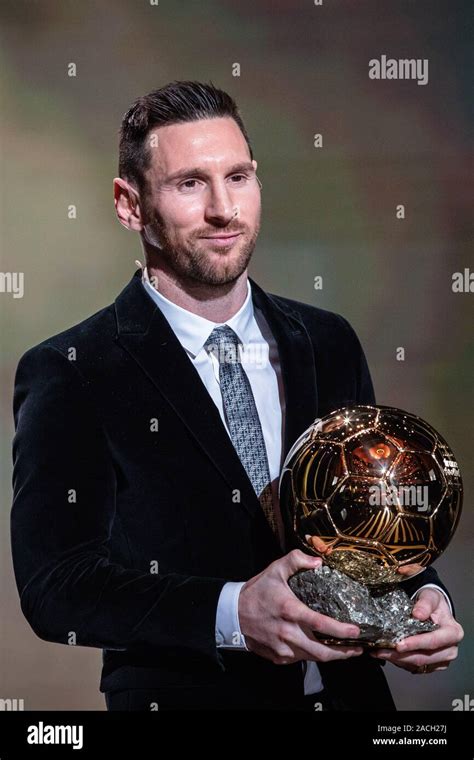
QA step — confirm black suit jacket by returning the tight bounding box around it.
[11,270,451,710]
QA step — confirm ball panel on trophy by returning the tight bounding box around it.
[281,404,463,646]
[376,408,439,453]
[313,406,379,442]
[280,405,463,586]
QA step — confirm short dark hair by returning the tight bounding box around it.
[118,80,253,194]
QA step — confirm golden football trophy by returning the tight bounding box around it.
[279,405,463,647]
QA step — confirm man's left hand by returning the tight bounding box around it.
[370,588,464,674]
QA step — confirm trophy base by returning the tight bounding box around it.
[288,564,438,649]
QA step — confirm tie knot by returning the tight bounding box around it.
[204,325,241,363]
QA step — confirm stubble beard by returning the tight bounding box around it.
[145,212,260,287]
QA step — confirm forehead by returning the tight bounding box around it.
[147,117,250,177]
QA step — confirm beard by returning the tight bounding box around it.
[143,211,260,287]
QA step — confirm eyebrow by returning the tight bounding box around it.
[164,161,255,184]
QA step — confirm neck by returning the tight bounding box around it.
[146,262,249,323]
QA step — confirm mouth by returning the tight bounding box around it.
[199,232,243,247]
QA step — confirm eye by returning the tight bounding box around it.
[228,174,248,184]
[178,179,202,192]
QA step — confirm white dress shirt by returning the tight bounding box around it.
[141,266,451,697]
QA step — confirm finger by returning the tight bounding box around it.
[396,625,459,653]
[283,549,322,577]
[405,660,452,674]
[300,623,363,650]
[292,628,364,662]
[371,646,458,668]
[245,635,303,665]
[397,563,424,578]
[431,662,450,672]
[306,534,333,556]
[247,632,362,666]
[286,600,360,640]
[411,589,442,620]
[404,662,451,675]
[306,643,364,662]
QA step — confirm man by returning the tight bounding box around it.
[11,81,463,711]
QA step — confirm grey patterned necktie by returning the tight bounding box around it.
[204,325,277,535]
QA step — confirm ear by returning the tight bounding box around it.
[251,160,262,189]
[113,178,146,232]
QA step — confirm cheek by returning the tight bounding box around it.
[245,206,261,232]
[161,199,204,233]
[243,192,261,223]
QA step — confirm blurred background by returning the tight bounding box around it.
[0,0,472,710]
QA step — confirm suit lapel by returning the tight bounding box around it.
[249,277,319,463]
[114,270,319,524]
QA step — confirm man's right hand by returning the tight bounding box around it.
[238,549,364,665]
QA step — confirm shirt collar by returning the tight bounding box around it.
[141,266,255,357]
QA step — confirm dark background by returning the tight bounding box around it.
[0,0,472,710]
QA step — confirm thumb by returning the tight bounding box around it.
[412,589,440,620]
[283,549,322,578]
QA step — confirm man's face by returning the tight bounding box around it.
[140,117,261,287]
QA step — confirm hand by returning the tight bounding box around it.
[370,588,464,674]
[238,549,364,665]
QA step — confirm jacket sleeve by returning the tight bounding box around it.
[11,344,227,662]
[340,316,456,616]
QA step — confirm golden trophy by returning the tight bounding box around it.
[279,405,463,647]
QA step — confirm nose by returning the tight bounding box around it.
[204,180,235,225]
